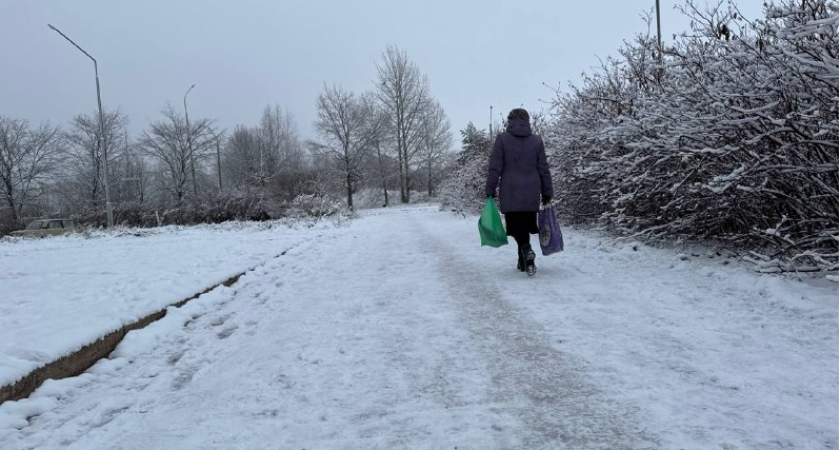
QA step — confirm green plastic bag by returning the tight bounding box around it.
[478,197,508,247]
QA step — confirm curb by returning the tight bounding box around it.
[0,272,246,406]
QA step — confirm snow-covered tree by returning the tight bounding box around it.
[417,100,453,197]
[139,105,217,209]
[257,105,305,201]
[547,0,838,272]
[0,117,63,226]
[439,122,493,214]
[60,110,129,219]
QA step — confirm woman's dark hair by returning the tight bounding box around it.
[507,108,530,121]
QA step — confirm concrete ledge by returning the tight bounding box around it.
[0,272,246,406]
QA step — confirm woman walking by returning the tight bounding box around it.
[485,108,553,276]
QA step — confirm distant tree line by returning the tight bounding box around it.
[0,45,454,236]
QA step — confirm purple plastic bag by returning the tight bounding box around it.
[538,206,564,256]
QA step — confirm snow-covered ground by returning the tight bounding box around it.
[0,205,836,449]
[0,219,341,388]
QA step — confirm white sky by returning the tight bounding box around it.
[1,0,765,140]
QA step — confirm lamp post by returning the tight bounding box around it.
[655,0,663,63]
[184,83,197,199]
[48,24,114,227]
[215,133,223,195]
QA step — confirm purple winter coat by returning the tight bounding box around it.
[485,119,553,213]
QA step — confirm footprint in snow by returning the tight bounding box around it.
[210,313,234,327]
[217,325,238,339]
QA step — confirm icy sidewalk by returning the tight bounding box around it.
[0,205,837,449]
[0,220,339,389]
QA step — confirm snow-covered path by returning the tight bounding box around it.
[1,205,837,449]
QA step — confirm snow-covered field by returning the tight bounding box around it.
[0,219,342,388]
[0,205,837,449]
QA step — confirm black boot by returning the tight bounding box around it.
[517,251,525,272]
[523,245,536,276]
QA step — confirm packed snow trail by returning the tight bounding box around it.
[1,205,836,449]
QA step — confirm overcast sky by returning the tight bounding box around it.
[2,0,764,141]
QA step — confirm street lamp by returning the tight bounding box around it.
[184,83,198,199]
[655,0,663,63]
[48,24,114,227]
[214,131,223,195]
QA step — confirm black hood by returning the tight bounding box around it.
[506,118,532,137]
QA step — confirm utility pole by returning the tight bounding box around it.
[49,24,114,227]
[184,84,197,200]
[215,133,223,195]
[656,0,663,63]
[489,105,493,136]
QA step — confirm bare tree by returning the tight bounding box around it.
[352,102,399,207]
[223,125,267,197]
[217,106,303,210]
[417,100,453,197]
[313,85,383,210]
[0,117,63,224]
[112,141,151,207]
[372,113,397,207]
[140,105,215,207]
[62,110,128,215]
[258,105,305,201]
[376,45,433,203]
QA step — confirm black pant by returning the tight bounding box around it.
[505,212,536,263]
[512,232,531,251]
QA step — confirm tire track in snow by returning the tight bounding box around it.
[409,215,660,449]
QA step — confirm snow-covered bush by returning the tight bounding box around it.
[285,193,346,219]
[439,122,494,214]
[352,188,400,209]
[548,0,838,272]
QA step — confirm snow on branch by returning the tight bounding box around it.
[544,0,838,273]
